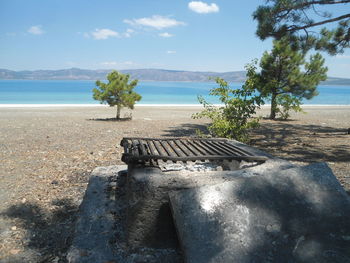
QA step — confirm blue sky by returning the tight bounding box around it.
[0,0,349,78]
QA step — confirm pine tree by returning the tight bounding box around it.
[253,0,350,54]
[255,38,328,119]
[93,70,141,119]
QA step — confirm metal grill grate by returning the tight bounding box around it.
[121,137,268,164]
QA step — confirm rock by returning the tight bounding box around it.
[169,163,350,263]
[51,180,59,185]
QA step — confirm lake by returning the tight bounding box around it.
[0,80,349,105]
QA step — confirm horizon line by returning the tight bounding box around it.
[0,68,349,80]
[0,67,246,74]
[1,104,350,108]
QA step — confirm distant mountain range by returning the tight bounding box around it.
[0,68,349,85]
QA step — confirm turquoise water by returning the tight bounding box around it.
[0,80,349,105]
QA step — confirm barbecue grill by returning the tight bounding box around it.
[121,137,268,165]
[119,137,270,250]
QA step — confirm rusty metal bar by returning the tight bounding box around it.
[186,140,207,156]
[168,140,185,157]
[153,140,166,156]
[199,140,225,156]
[213,141,249,156]
[211,140,243,156]
[123,137,228,142]
[146,140,156,156]
[207,141,236,156]
[138,139,147,156]
[227,143,253,156]
[159,140,175,157]
[120,137,268,164]
[194,140,216,155]
[177,140,199,156]
[122,154,267,163]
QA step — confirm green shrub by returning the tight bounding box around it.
[275,94,304,120]
[193,64,263,142]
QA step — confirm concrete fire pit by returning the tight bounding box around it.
[67,138,350,263]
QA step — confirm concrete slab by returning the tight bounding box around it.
[67,165,182,263]
[126,158,296,249]
[169,163,350,263]
[67,165,127,263]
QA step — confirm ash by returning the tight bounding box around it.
[159,160,260,172]
[159,161,224,172]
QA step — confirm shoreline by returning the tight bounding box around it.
[1,104,350,108]
[1,79,350,86]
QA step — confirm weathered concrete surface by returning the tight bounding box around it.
[67,165,127,263]
[169,163,350,263]
[126,158,296,249]
[67,165,182,263]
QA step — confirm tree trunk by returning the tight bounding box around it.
[116,105,121,119]
[270,92,277,120]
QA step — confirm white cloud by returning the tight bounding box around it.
[124,15,185,30]
[188,1,219,14]
[28,25,44,35]
[123,61,136,66]
[167,50,176,54]
[84,28,135,39]
[100,61,118,66]
[91,28,119,40]
[159,32,174,38]
[123,28,135,38]
[99,61,139,68]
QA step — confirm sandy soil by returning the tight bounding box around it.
[0,105,349,262]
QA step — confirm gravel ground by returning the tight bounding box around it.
[0,105,349,262]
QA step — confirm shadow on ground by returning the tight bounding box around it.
[87,117,132,122]
[251,121,350,163]
[1,198,78,263]
[162,123,209,137]
[162,121,350,164]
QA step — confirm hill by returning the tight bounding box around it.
[0,68,349,85]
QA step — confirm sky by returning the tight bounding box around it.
[0,0,349,78]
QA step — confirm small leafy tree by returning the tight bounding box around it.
[255,38,328,119]
[193,63,263,142]
[93,70,141,119]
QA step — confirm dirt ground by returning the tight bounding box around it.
[0,106,349,262]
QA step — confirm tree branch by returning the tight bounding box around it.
[276,0,350,12]
[287,13,350,32]
[311,4,330,18]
